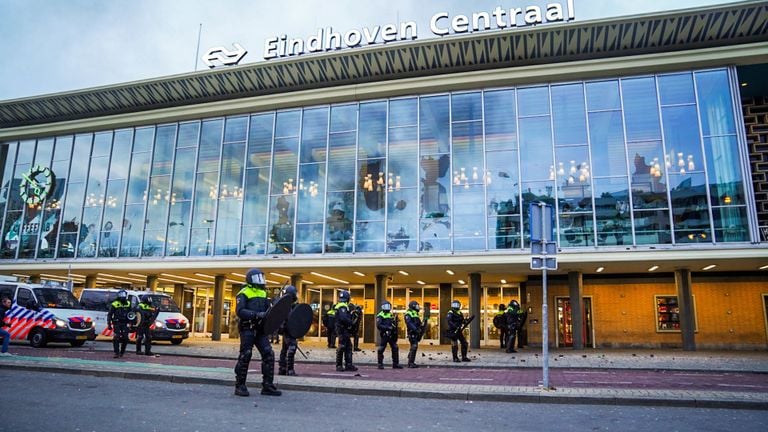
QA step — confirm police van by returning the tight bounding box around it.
[78,288,190,344]
[0,282,97,347]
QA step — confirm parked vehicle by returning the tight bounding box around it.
[0,282,97,347]
[79,288,190,344]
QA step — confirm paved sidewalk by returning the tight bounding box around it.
[1,337,767,409]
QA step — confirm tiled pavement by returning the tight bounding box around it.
[1,337,767,409]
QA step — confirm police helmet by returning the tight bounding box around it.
[282,285,298,300]
[140,294,152,303]
[451,300,461,309]
[509,300,520,309]
[381,301,392,311]
[499,304,506,311]
[408,300,420,311]
[117,290,128,301]
[338,290,350,303]
[246,268,266,286]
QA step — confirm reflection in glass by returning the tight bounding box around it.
[588,110,626,177]
[713,206,748,242]
[519,116,553,182]
[622,77,661,141]
[669,173,711,244]
[552,84,587,146]
[326,192,354,253]
[268,194,294,254]
[695,70,736,136]
[586,80,621,111]
[484,89,516,151]
[629,141,667,210]
[634,209,671,245]
[593,177,631,246]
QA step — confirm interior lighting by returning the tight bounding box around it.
[648,266,659,272]
[353,271,366,277]
[760,264,768,270]
[97,273,145,282]
[446,270,455,275]
[11,273,30,278]
[231,272,246,278]
[457,279,466,285]
[702,264,717,271]
[159,273,214,284]
[310,272,349,284]
[500,279,507,284]
[398,270,410,276]
[596,267,604,273]
[270,272,290,279]
[416,280,426,285]
[128,273,147,278]
[194,273,216,279]
[158,277,188,284]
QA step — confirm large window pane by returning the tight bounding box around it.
[704,136,744,206]
[451,92,481,122]
[453,186,485,251]
[586,80,621,111]
[594,177,631,246]
[713,206,748,242]
[386,188,416,252]
[588,111,626,177]
[519,117,553,182]
[268,194,294,254]
[484,89,517,151]
[326,191,354,253]
[695,70,736,136]
[552,84,587,146]
[633,209,671,245]
[359,102,386,158]
[629,141,667,210]
[658,73,695,105]
[248,114,274,168]
[300,108,328,163]
[389,98,416,127]
[517,87,549,117]
[662,105,704,177]
[670,173,711,244]
[419,96,449,154]
[622,77,661,141]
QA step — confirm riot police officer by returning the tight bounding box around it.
[278,285,299,377]
[493,304,508,349]
[505,300,525,353]
[234,268,282,397]
[404,300,423,368]
[135,294,159,356]
[334,290,358,372]
[446,300,471,362]
[351,304,363,352]
[324,305,337,348]
[107,290,131,358]
[376,301,403,369]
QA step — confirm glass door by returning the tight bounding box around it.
[386,286,441,344]
[555,296,594,348]
[305,288,321,340]
[482,285,520,346]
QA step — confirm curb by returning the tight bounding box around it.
[3,360,767,410]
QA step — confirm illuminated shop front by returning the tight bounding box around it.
[1,1,767,349]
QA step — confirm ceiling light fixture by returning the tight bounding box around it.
[398,270,409,276]
[416,280,426,285]
[158,277,188,285]
[702,264,716,271]
[596,267,604,273]
[760,264,768,270]
[11,273,30,278]
[648,266,659,272]
[446,270,455,275]
[231,272,245,278]
[159,273,214,284]
[458,279,466,285]
[194,273,216,279]
[128,273,147,279]
[353,271,366,277]
[500,279,507,284]
[310,272,349,284]
[270,272,290,279]
[97,273,145,282]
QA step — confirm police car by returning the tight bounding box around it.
[79,288,190,344]
[0,282,97,347]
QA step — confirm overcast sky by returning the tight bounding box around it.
[0,0,744,100]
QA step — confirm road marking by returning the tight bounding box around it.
[439,378,494,381]
[717,383,765,389]
[562,371,610,374]
[573,381,632,384]
[320,373,370,378]
[673,372,725,377]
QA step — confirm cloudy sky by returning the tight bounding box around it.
[0,0,743,100]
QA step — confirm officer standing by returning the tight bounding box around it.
[505,300,525,353]
[351,304,363,352]
[234,268,282,397]
[404,300,422,368]
[493,304,508,349]
[324,305,337,348]
[375,301,403,370]
[446,300,471,362]
[278,285,299,377]
[334,290,358,372]
[107,290,132,359]
[135,294,159,356]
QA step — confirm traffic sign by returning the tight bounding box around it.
[531,256,557,270]
[531,241,557,255]
[529,202,554,242]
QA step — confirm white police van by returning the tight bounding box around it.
[78,288,190,344]
[0,281,97,347]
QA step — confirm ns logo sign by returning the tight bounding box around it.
[202,43,248,68]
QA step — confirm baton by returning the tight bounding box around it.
[296,344,309,360]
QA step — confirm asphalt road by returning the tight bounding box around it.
[9,344,768,393]
[1,369,767,432]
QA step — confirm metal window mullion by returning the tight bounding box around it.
[654,74,676,245]
[384,99,390,253]
[291,110,303,256]
[728,66,759,243]
[75,134,94,258]
[514,88,524,249]
[161,124,181,257]
[481,90,488,251]
[321,107,331,254]
[236,118,251,256]
[617,79,637,246]
[33,138,54,259]
[352,104,361,254]
[93,132,115,257]
[0,143,17,258]
[691,71,717,245]
[583,84,599,246]
[116,129,136,257]
[211,120,226,256]
[547,85,559,245]
[448,93,454,252]
[138,127,156,258]
[415,97,421,253]
[185,122,202,257]
[263,113,277,256]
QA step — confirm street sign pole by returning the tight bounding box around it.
[539,202,550,390]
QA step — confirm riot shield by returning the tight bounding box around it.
[286,303,313,338]
[261,295,294,335]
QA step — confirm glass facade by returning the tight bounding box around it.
[0,68,752,260]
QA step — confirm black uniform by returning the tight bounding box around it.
[107,299,131,358]
[350,305,362,351]
[323,307,337,348]
[375,310,402,369]
[446,308,470,362]
[404,308,422,368]
[234,284,281,396]
[278,304,298,376]
[505,305,525,353]
[493,307,508,349]
[334,301,357,371]
[135,300,159,355]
